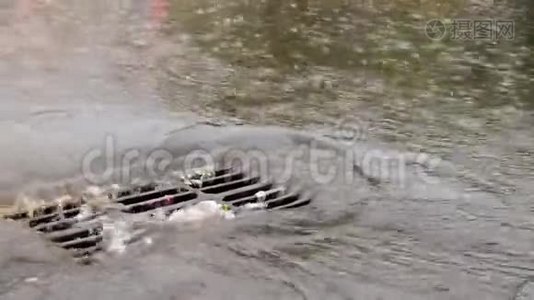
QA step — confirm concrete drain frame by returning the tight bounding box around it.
[3,165,312,260]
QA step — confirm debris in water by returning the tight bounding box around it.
[221,204,231,212]
[180,166,215,188]
[24,277,39,283]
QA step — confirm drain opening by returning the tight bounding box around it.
[201,176,261,194]
[196,171,244,188]
[29,207,82,228]
[47,222,103,243]
[223,182,274,203]
[60,234,103,250]
[114,187,187,206]
[123,191,197,214]
[113,182,159,198]
[4,165,312,260]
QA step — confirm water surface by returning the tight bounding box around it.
[1,0,533,299]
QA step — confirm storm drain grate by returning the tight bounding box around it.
[3,166,311,260]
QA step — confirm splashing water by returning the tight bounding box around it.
[101,217,133,255]
[95,199,238,255]
[12,194,46,218]
[75,204,94,222]
[242,202,267,210]
[168,200,235,223]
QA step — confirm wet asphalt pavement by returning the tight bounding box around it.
[1,0,534,299]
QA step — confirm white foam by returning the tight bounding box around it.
[168,200,235,223]
[254,191,267,201]
[151,208,167,221]
[242,202,267,210]
[13,194,45,217]
[75,204,93,221]
[84,185,104,197]
[101,218,132,255]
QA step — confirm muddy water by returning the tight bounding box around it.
[1,0,534,299]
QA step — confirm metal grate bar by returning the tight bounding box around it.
[201,176,261,194]
[29,207,81,228]
[123,191,197,213]
[198,171,245,188]
[222,182,273,202]
[264,193,300,209]
[33,212,101,233]
[114,187,185,206]
[227,188,281,206]
[47,223,103,243]
[71,245,102,258]
[60,234,103,249]
[113,182,159,198]
[270,197,311,210]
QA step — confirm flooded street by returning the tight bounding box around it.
[0,0,202,200]
[1,0,534,299]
